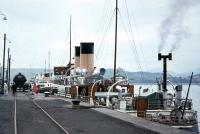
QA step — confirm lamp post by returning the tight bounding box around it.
[0,64,1,76]
[0,12,7,94]
[0,34,6,94]
[7,48,11,91]
[0,13,7,20]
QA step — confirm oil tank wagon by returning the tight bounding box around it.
[13,72,27,91]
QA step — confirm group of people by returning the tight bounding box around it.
[10,82,39,95]
[0,83,13,95]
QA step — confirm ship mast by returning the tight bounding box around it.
[45,59,47,73]
[113,0,118,83]
[69,16,72,75]
[48,51,50,73]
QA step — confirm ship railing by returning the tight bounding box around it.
[80,96,90,102]
[146,98,197,125]
[146,114,198,126]
[146,112,197,124]
[146,98,164,110]
[80,96,99,105]
[147,98,193,110]
[65,80,77,85]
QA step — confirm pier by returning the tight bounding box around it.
[0,92,193,134]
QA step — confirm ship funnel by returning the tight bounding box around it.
[80,42,94,75]
[158,53,172,109]
[74,46,80,68]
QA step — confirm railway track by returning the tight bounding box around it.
[14,92,70,134]
[12,92,163,134]
[14,95,17,134]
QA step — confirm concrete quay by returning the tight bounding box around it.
[0,92,194,134]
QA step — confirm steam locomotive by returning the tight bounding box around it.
[13,73,28,91]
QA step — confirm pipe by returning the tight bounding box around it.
[106,79,127,107]
[158,53,172,109]
[89,79,102,105]
[158,53,172,92]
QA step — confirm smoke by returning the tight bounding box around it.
[158,0,200,52]
[170,26,189,52]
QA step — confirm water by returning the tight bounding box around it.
[134,84,200,130]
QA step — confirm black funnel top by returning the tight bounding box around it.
[75,46,80,57]
[80,42,94,54]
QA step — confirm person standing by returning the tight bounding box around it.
[32,83,38,96]
[4,83,8,95]
[12,83,16,95]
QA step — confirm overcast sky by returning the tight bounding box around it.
[0,0,200,74]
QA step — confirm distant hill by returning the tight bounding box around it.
[126,71,162,83]
[0,68,199,84]
[104,68,199,84]
[10,68,46,80]
[190,74,200,83]
[128,72,200,84]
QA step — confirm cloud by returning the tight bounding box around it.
[79,0,93,3]
[49,40,67,50]
[1,0,200,72]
